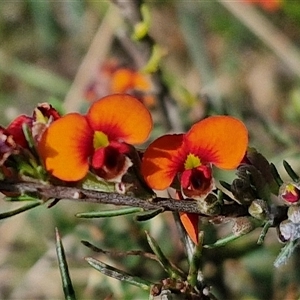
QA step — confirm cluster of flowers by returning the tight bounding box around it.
[0,94,297,244]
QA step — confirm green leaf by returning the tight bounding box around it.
[219,180,231,192]
[81,172,115,193]
[283,160,300,182]
[22,123,35,150]
[76,207,142,218]
[0,50,70,96]
[5,195,41,202]
[55,228,76,300]
[132,4,151,40]
[270,163,284,187]
[85,257,152,290]
[134,208,164,221]
[145,231,185,279]
[187,232,204,288]
[0,201,42,219]
[204,233,243,249]
[274,239,300,268]
[257,220,273,245]
[142,45,165,74]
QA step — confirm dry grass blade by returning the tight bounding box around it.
[64,4,122,112]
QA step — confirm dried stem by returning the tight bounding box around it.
[0,180,251,218]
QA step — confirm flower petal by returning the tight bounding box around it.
[111,69,134,93]
[141,134,184,190]
[111,68,151,93]
[7,115,32,148]
[185,116,248,169]
[175,191,199,244]
[38,113,93,181]
[180,212,199,244]
[87,94,152,144]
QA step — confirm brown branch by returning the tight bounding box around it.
[0,180,248,217]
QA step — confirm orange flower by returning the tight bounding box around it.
[111,68,150,93]
[38,94,153,182]
[243,0,282,11]
[85,60,155,108]
[111,68,155,107]
[141,116,248,243]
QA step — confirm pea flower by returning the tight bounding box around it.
[38,94,153,182]
[0,103,60,160]
[85,60,155,108]
[243,0,282,12]
[279,182,300,204]
[4,103,60,149]
[141,115,248,243]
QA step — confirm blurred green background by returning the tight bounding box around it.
[1,1,300,299]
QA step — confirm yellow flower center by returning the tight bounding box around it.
[34,108,47,124]
[93,131,109,149]
[285,183,298,195]
[184,153,201,170]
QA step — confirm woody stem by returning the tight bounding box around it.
[0,180,275,219]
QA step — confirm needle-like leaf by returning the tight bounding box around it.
[55,228,76,300]
[76,207,142,218]
[85,257,152,291]
[0,201,42,219]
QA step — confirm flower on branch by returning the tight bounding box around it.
[38,94,153,182]
[141,115,248,243]
[85,60,155,108]
[243,0,282,12]
[5,103,60,149]
[0,127,20,165]
[279,182,300,204]
[0,103,60,180]
[6,115,33,149]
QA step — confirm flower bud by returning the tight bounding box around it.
[231,178,256,204]
[279,182,300,204]
[279,220,300,242]
[232,217,260,236]
[197,193,221,216]
[287,205,300,223]
[248,199,269,220]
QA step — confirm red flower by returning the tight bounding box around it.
[0,103,60,179]
[280,183,300,204]
[5,103,60,149]
[38,94,153,182]
[141,116,248,243]
[243,0,282,12]
[6,115,32,148]
[0,127,20,165]
[85,60,155,108]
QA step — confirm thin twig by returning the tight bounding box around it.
[0,181,249,217]
[81,240,157,260]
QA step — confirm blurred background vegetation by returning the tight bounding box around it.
[1,1,300,299]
